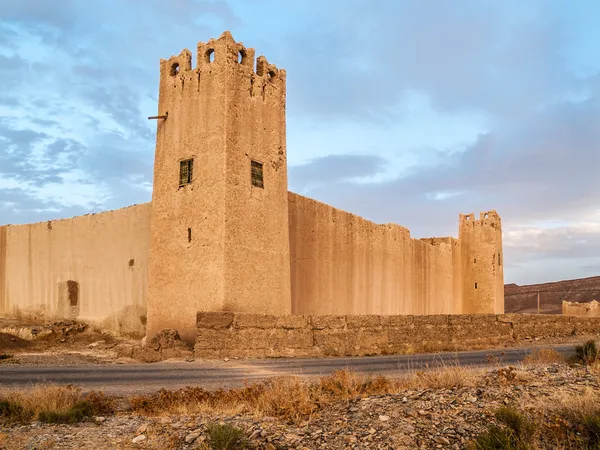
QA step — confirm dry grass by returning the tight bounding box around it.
[471,389,600,449]
[0,385,114,424]
[404,364,482,390]
[522,348,565,366]
[527,387,600,424]
[128,365,482,424]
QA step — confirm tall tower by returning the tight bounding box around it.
[146,32,291,343]
[459,210,504,314]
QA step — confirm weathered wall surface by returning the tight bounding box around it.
[459,211,504,314]
[147,31,291,344]
[289,192,462,315]
[563,300,600,317]
[0,204,151,336]
[195,311,600,358]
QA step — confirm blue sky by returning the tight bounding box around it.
[1,0,600,285]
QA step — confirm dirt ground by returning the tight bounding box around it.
[0,318,146,365]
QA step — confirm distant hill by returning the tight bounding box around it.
[505,276,600,314]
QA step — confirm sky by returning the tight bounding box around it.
[1,0,600,285]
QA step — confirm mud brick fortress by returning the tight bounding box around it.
[0,32,504,343]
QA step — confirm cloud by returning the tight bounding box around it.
[0,0,599,286]
[289,154,388,191]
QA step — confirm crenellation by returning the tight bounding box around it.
[159,49,193,78]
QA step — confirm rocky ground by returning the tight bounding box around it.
[0,319,192,365]
[2,363,598,449]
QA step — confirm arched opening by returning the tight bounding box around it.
[170,62,180,76]
[267,70,276,82]
[206,48,215,63]
[238,50,245,64]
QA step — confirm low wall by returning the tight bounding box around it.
[195,312,600,358]
[563,300,600,317]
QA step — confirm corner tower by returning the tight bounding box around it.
[459,210,504,314]
[146,32,291,343]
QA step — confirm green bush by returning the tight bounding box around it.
[469,425,516,449]
[469,407,534,450]
[0,399,30,423]
[38,401,94,424]
[496,407,535,442]
[583,412,600,447]
[575,340,599,365]
[206,423,248,450]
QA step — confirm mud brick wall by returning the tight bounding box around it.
[195,312,600,358]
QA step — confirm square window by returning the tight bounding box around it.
[251,160,264,188]
[179,159,193,186]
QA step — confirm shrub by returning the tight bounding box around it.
[575,340,599,365]
[495,407,535,443]
[522,348,565,366]
[583,412,600,447]
[468,425,516,449]
[469,407,534,450]
[82,391,115,415]
[38,401,94,424]
[0,385,114,424]
[205,423,248,450]
[0,399,30,423]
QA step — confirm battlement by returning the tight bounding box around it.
[459,210,501,229]
[158,30,286,87]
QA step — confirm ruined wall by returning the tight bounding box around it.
[195,311,600,358]
[289,193,463,315]
[0,204,151,336]
[147,31,291,344]
[459,211,504,314]
[563,300,600,317]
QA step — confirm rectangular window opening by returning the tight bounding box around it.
[251,160,264,188]
[179,159,194,187]
[67,280,79,307]
[474,282,478,289]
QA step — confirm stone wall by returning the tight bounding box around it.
[563,300,600,317]
[195,312,600,358]
[0,204,151,336]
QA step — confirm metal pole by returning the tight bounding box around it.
[148,114,168,120]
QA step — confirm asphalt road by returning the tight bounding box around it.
[0,344,575,394]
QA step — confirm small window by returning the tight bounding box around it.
[473,258,477,264]
[179,159,193,186]
[475,282,478,289]
[251,160,264,188]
